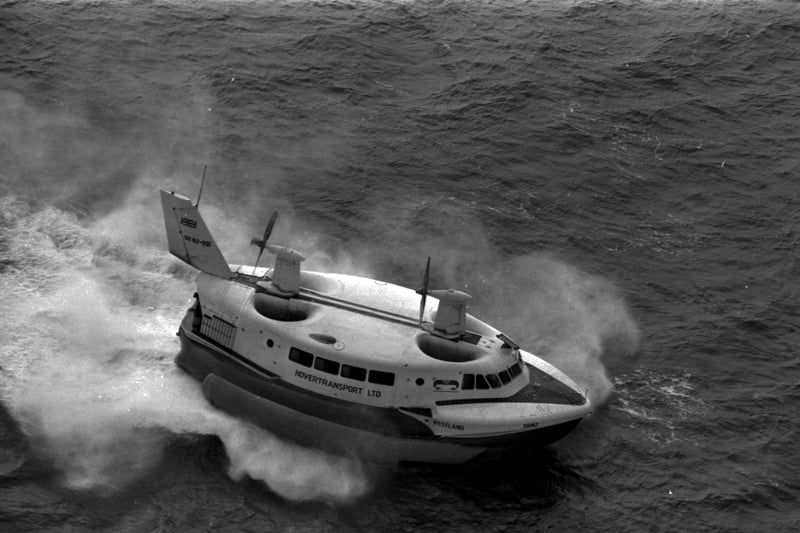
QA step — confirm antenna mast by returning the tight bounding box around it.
[195,165,208,206]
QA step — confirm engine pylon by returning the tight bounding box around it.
[268,244,305,295]
[429,289,471,338]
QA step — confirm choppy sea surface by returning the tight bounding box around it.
[1,0,798,531]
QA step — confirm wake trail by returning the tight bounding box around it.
[0,193,371,504]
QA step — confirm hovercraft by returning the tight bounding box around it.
[161,186,591,463]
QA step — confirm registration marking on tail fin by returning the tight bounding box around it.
[160,189,232,278]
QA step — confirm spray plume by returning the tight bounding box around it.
[0,192,372,504]
[480,253,640,405]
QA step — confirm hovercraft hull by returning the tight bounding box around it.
[175,315,585,464]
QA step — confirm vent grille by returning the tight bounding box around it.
[200,315,236,349]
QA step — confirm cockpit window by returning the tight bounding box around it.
[486,374,502,389]
[460,362,523,391]
[462,373,475,390]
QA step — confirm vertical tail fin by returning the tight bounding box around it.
[160,189,231,278]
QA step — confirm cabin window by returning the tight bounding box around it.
[499,369,511,385]
[486,374,502,389]
[341,364,367,381]
[509,362,523,378]
[289,347,313,367]
[368,370,395,386]
[314,357,340,375]
[475,374,490,390]
[462,374,475,390]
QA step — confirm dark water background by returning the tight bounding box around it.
[1,0,799,531]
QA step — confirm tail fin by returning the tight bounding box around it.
[160,189,231,278]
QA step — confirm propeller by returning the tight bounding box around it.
[417,256,431,326]
[251,211,278,272]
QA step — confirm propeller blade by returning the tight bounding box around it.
[252,212,279,272]
[418,256,430,325]
[254,247,266,271]
[262,212,278,243]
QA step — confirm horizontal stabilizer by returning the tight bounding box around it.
[160,189,231,278]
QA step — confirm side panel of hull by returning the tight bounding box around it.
[203,373,486,464]
[176,320,435,438]
[176,319,587,463]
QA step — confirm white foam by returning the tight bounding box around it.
[0,194,371,503]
